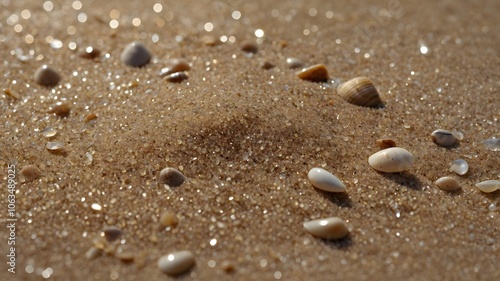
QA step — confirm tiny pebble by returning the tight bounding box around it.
[46,141,65,151]
[448,159,469,175]
[159,167,186,187]
[159,58,191,77]
[121,41,151,67]
[368,147,415,173]
[21,165,41,181]
[482,137,500,151]
[435,176,461,191]
[376,138,397,149]
[431,129,458,147]
[286,57,304,69]
[34,65,61,86]
[307,167,346,192]
[160,211,179,227]
[475,180,500,193]
[296,64,329,82]
[48,102,71,117]
[79,46,101,59]
[102,226,123,242]
[163,71,188,83]
[240,41,258,54]
[42,126,57,138]
[158,250,195,275]
[303,217,350,240]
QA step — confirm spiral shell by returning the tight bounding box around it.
[337,77,384,107]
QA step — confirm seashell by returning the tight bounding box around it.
[296,64,329,82]
[163,71,188,83]
[159,167,186,187]
[303,217,350,240]
[482,137,500,151]
[240,41,258,54]
[158,250,195,275]
[307,167,346,192]
[475,180,500,193]
[368,147,414,173]
[102,226,123,242]
[48,102,71,117]
[34,65,61,86]
[435,176,461,191]
[430,129,458,147]
[261,61,275,70]
[448,159,468,175]
[337,77,383,107]
[121,41,151,67]
[159,58,191,77]
[21,165,41,181]
[286,57,304,69]
[376,138,397,149]
[46,141,65,151]
[79,46,101,59]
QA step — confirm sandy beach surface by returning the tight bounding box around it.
[1,0,499,280]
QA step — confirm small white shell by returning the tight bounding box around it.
[435,176,461,191]
[368,147,415,173]
[448,159,469,175]
[430,129,458,147]
[307,168,346,192]
[475,180,500,193]
[121,41,151,67]
[159,167,186,187]
[337,77,384,107]
[158,250,195,275]
[303,217,350,240]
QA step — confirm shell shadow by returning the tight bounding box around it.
[482,190,499,200]
[380,172,423,190]
[321,235,353,250]
[314,189,353,208]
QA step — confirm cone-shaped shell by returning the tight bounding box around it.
[337,77,383,107]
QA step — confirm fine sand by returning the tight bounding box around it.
[1,0,499,280]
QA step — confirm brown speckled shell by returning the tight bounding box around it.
[337,77,384,107]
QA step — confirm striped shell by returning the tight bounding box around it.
[337,77,384,107]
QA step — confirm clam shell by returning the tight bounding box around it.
[158,250,195,275]
[368,147,414,173]
[431,129,458,147]
[475,180,500,193]
[303,217,349,240]
[435,176,461,191]
[296,64,329,82]
[337,77,383,107]
[307,167,346,192]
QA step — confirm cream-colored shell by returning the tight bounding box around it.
[435,176,461,191]
[430,129,458,147]
[158,250,195,275]
[303,217,349,240]
[337,77,383,107]
[475,180,500,193]
[368,147,414,173]
[307,167,346,192]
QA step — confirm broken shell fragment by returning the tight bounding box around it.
[159,58,191,77]
[121,41,151,67]
[337,77,383,107]
[159,167,186,187]
[158,250,195,275]
[303,217,350,240]
[475,180,500,193]
[430,129,458,147]
[307,167,346,192]
[368,147,415,173]
[435,176,461,191]
[34,65,61,86]
[448,159,469,175]
[163,71,188,83]
[296,64,329,82]
[376,138,397,149]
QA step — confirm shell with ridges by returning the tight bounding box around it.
[337,77,384,107]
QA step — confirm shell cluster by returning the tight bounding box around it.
[337,77,384,107]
